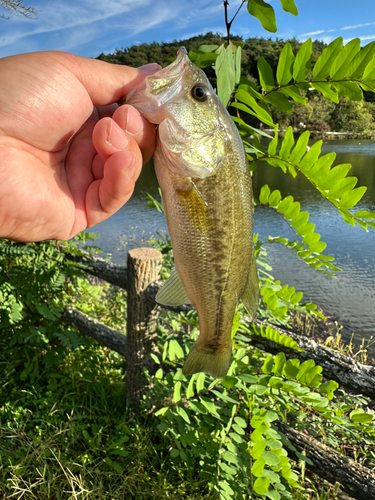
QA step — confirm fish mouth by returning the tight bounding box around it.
[126,47,191,124]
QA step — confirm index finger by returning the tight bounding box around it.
[111,104,156,165]
[61,53,161,105]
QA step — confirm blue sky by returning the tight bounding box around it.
[1,0,375,59]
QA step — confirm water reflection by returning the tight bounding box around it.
[91,140,375,348]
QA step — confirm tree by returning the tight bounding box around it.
[0,0,37,19]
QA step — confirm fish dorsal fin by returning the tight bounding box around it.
[241,257,259,319]
[156,268,191,306]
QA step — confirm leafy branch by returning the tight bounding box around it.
[252,128,375,230]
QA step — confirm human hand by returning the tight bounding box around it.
[0,51,160,242]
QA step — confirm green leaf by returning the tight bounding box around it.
[253,476,270,495]
[258,56,275,92]
[313,37,343,79]
[233,90,274,126]
[279,126,294,159]
[222,450,241,466]
[266,92,293,112]
[197,44,219,53]
[266,491,281,500]
[280,85,306,104]
[268,189,282,207]
[252,439,267,459]
[293,39,312,81]
[173,381,182,403]
[196,372,206,393]
[252,457,266,476]
[189,50,218,68]
[259,184,271,204]
[333,81,362,101]
[219,461,237,475]
[176,406,190,424]
[339,186,367,210]
[283,359,300,379]
[312,83,339,103]
[247,0,277,33]
[235,45,242,85]
[273,352,286,376]
[215,45,235,107]
[218,480,235,495]
[234,416,247,428]
[277,43,295,85]
[319,380,339,399]
[279,0,298,15]
[330,38,360,79]
[363,57,375,81]
[268,129,278,156]
[349,41,375,79]
[289,130,310,164]
[350,410,374,423]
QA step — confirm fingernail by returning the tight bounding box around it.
[106,120,128,149]
[124,152,136,178]
[138,62,161,74]
[124,106,143,135]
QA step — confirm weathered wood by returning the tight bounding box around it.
[64,250,127,289]
[277,421,375,500]
[126,248,162,408]
[62,306,128,358]
[249,319,375,400]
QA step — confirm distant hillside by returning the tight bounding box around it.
[98,34,375,136]
[97,32,326,86]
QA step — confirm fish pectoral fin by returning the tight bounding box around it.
[156,268,191,306]
[241,258,259,319]
[190,180,208,208]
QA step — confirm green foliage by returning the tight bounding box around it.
[145,307,375,500]
[0,233,126,380]
[258,183,340,274]
[3,5,375,500]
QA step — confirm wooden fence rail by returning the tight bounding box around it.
[61,247,375,500]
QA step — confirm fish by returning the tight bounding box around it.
[126,47,259,379]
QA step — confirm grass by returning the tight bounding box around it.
[0,338,211,500]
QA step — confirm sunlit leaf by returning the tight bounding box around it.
[258,56,275,92]
[277,43,295,85]
[247,0,277,33]
[313,38,343,79]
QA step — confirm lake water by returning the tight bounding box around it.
[90,139,375,349]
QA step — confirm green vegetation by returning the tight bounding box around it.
[2,1,375,499]
[1,237,375,500]
[98,32,375,137]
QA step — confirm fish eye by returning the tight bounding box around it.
[191,84,208,102]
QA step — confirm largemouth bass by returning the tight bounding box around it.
[126,47,258,378]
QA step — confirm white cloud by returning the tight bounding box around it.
[341,22,375,30]
[299,30,325,37]
[344,34,375,44]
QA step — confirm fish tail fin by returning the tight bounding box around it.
[182,343,231,379]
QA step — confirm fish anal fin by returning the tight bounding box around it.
[182,342,231,379]
[156,268,190,307]
[241,261,259,319]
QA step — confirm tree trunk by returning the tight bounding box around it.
[250,319,375,400]
[277,421,375,500]
[125,248,162,409]
[62,307,128,358]
[64,250,127,289]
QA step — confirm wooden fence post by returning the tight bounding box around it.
[126,247,162,408]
